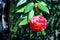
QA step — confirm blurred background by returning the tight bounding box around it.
[0,0,9,40]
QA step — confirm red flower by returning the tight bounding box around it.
[30,15,47,32]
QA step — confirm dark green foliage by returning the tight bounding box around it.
[10,0,60,40]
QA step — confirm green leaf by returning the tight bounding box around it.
[37,2,49,13]
[50,18,55,26]
[28,10,34,21]
[19,18,28,25]
[39,1,47,6]
[30,33,33,38]
[13,25,18,34]
[16,6,26,13]
[56,18,60,27]
[24,2,34,13]
[41,30,46,35]
[16,0,27,7]
[12,17,21,34]
[47,17,52,24]
[21,16,27,19]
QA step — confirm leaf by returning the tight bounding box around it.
[47,17,52,24]
[37,2,49,13]
[40,1,47,6]
[24,2,34,13]
[30,33,33,38]
[12,17,21,34]
[21,16,27,19]
[28,10,34,21]
[50,18,55,26]
[16,0,27,7]
[16,6,26,13]
[19,18,28,25]
[41,30,46,35]
[13,25,18,33]
[56,18,60,27]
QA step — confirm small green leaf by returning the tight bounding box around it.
[40,1,47,6]
[56,18,60,27]
[16,6,26,13]
[37,2,49,13]
[30,33,33,38]
[30,33,34,38]
[21,16,27,19]
[19,18,28,25]
[16,0,27,7]
[24,2,34,13]
[13,17,21,33]
[28,10,34,21]
[13,26,18,33]
[41,30,46,35]
[50,18,55,26]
